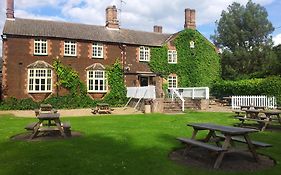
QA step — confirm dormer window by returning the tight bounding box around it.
[92,43,104,58]
[168,50,177,64]
[139,46,150,62]
[64,41,77,56]
[34,39,47,55]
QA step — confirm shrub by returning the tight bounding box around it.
[212,76,281,105]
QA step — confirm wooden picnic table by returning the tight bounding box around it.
[92,103,111,114]
[177,123,271,169]
[29,113,69,139]
[235,109,281,131]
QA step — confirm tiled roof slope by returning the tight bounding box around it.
[3,18,172,47]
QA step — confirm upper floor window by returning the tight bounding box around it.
[92,43,104,58]
[64,41,77,56]
[168,50,177,64]
[168,75,177,88]
[34,39,47,55]
[28,68,52,93]
[139,46,150,62]
[87,70,107,93]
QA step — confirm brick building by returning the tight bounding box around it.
[1,0,198,101]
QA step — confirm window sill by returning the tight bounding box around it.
[168,62,177,64]
[92,57,104,59]
[64,55,77,57]
[34,54,48,56]
[28,91,52,94]
[88,91,107,93]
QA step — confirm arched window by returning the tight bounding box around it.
[86,63,107,93]
[27,61,53,93]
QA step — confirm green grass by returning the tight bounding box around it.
[0,112,280,175]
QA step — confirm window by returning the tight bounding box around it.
[87,70,107,93]
[92,43,103,58]
[64,41,77,56]
[168,75,177,88]
[139,46,150,62]
[34,39,47,55]
[28,69,52,93]
[168,50,177,63]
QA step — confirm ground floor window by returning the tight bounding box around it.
[28,69,52,93]
[168,75,177,88]
[87,70,107,93]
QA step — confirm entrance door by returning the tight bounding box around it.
[140,77,149,86]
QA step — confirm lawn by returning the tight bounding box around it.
[0,112,280,175]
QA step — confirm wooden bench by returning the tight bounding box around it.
[177,138,227,152]
[25,122,38,131]
[215,134,272,148]
[62,122,71,137]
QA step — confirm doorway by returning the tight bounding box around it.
[139,76,149,86]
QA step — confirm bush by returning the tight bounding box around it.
[212,76,281,105]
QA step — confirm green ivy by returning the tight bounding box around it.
[103,60,127,106]
[53,58,87,96]
[149,29,221,87]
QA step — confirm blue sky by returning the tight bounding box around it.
[1,0,281,55]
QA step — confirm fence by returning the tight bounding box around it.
[231,95,277,109]
[169,87,209,99]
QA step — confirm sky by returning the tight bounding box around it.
[0,0,281,55]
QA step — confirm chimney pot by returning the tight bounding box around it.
[106,5,119,29]
[184,8,196,30]
[153,25,163,33]
[6,0,15,19]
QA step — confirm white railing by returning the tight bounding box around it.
[231,95,277,109]
[169,87,209,99]
[170,88,185,112]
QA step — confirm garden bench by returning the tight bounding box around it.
[215,133,272,148]
[62,122,71,136]
[177,138,227,153]
[25,122,38,131]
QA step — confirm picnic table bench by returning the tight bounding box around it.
[177,123,271,169]
[92,103,111,114]
[34,104,58,116]
[25,113,71,139]
[235,109,281,131]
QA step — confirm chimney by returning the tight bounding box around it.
[153,25,163,33]
[184,8,196,30]
[6,0,14,19]
[106,5,119,29]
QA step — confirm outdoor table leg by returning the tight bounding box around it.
[183,129,199,155]
[243,134,259,161]
[54,119,65,137]
[29,121,42,139]
[214,134,231,169]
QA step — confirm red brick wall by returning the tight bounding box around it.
[2,36,154,100]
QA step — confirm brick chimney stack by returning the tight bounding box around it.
[153,26,163,33]
[106,5,119,29]
[184,8,196,30]
[6,0,15,19]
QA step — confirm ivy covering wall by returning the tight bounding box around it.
[149,29,221,87]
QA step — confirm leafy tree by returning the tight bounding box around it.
[273,44,281,75]
[212,0,277,80]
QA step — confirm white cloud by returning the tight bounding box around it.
[273,33,281,46]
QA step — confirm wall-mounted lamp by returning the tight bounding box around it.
[1,34,7,40]
[190,41,195,49]
[124,66,130,72]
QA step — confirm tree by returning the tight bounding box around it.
[212,0,277,80]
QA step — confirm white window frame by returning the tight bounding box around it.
[139,46,150,62]
[168,75,177,88]
[64,41,77,56]
[34,39,48,55]
[87,70,107,93]
[92,43,104,58]
[28,68,52,93]
[168,50,177,64]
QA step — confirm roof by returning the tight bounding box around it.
[3,18,172,47]
[86,63,105,71]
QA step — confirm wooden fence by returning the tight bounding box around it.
[231,95,277,109]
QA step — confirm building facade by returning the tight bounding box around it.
[1,0,197,101]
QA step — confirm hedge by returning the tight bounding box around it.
[212,76,281,105]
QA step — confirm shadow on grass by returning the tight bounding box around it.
[0,133,187,175]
